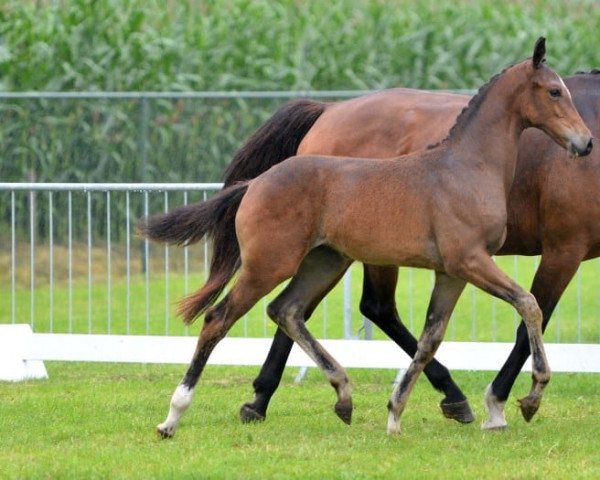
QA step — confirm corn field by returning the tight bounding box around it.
[1,0,599,241]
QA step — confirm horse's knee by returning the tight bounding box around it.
[416,339,440,365]
[267,298,302,330]
[515,293,542,327]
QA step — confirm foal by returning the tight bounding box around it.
[143,39,592,437]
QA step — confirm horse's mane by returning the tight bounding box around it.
[575,69,600,75]
[426,65,599,152]
[427,63,515,150]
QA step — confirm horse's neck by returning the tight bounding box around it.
[447,75,526,192]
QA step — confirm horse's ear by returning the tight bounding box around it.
[532,37,546,69]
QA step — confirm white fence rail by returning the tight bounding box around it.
[5,325,600,383]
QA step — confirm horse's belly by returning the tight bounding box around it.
[327,228,442,270]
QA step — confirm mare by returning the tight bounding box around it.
[142,39,593,437]
[226,71,600,430]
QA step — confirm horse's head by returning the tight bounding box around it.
[521,37,593,157]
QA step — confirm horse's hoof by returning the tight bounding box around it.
[386,414,401,435]
[156,423,175,439]
[440,399,475,424]
[518,395,541,422]
[240,403,266,423]
[334,399,353,425]
[481,419,508,431]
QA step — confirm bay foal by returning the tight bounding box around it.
[142,39,592,437]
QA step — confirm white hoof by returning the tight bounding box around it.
[387,411,401,435]
[156,422,176,438]
[481,383,507,431]
[481,420,507,431]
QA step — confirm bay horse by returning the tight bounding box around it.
[225,72,600,430]
[142,39,593,437]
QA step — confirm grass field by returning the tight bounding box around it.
[1,363,600,479]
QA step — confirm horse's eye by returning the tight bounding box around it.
[549,88,562,98]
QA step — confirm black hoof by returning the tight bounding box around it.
[518,396,540,422]
[334,399,353,425]
[440,399,475,424]
[240,403,266,423]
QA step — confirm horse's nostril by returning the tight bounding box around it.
[586,138,593,155]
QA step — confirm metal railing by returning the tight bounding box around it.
[1,182,359,340]
[2,182,600,345]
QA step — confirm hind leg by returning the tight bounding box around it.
[387,272,466,434]
[360,265,474,424]
[241,251,349,423]
[266,246,355,424]
[157,268,287,438]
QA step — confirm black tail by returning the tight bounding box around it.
[196,99,325,323]
[139,182,249,324]
[142,100,325,324]
[222,98,327,186]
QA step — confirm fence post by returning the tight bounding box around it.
[138,96,149,181]
[138,96,149,273]
[343,269,356,339]
[0,324,48,381]
[363,318,373,340]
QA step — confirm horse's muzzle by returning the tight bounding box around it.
[569,137,593,157]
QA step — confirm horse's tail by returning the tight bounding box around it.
[139,182,249,324]
[222,98,327,186]
[163,99,323,324]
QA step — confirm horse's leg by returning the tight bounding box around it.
[241,255,349,423]
[482,247,584,429]
[360,265,474,423]
[156,269,284,438]
[239,329,295,423]
[267,247,355,424]
[387,272,466,434]
[449,252,551,429]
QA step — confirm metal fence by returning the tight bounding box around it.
[1,182,361,340]
[2,182,600,345]
[0,91,380,187]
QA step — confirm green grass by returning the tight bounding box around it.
[1,363,600,478]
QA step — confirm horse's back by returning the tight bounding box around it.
[242,153,446,267]
[298,88,468,158]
